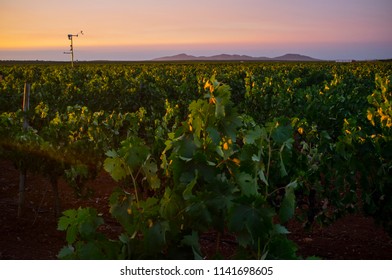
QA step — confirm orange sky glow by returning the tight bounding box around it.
[1,0,391,60]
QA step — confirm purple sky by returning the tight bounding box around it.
[1,0,391,60]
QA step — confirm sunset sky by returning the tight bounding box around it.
[1,0,391,61]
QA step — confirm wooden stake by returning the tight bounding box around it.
[18,82,30,218]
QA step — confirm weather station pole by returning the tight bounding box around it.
[64,31,83,67]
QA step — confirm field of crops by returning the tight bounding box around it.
[0,61,391,259]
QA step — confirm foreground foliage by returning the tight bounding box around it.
[0,61,391,259]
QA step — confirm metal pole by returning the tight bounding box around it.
[65,32,82,67]
[70,36,74,67]
[18,82,30,218]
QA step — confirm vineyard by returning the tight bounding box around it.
[0,61,391,259]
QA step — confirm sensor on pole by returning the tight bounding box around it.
[64,31,83,67]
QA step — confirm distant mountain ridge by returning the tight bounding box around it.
[153,53,321,61]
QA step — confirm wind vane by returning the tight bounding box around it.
[64,31,84,67]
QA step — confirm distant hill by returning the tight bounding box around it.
[154,53,197,61]
[153,53,321,61]
[272,53,321,61]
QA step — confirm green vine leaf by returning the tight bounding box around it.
[271,122,293,145]
[103,156,127,181]
[182,231,203,260]
[279,181,297,224]
[237,172,258,196]
[142,159,161,189]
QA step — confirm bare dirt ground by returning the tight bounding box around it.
[1,159,391,260]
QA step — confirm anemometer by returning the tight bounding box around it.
[64,31,83,67]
